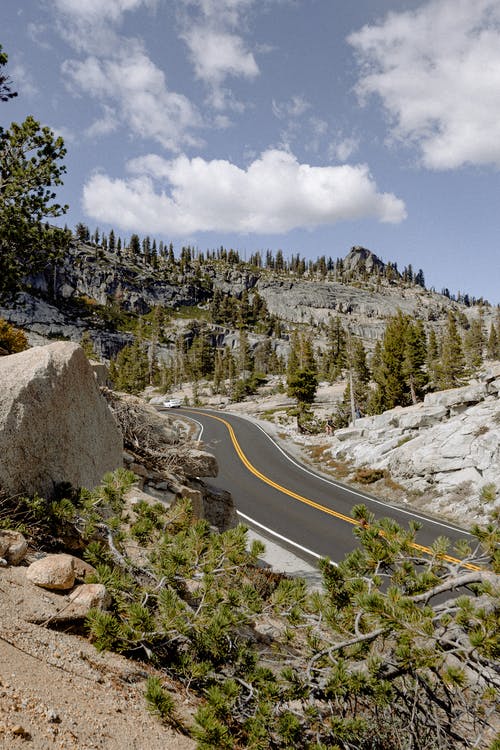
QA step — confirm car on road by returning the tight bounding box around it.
[163,398,182,408]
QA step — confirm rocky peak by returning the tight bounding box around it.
[343,246,386,276]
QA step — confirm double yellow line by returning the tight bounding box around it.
[195,411,481,572]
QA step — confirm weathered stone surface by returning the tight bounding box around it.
[0,342,123,498]
[0,530,28,565]
[72,557,97,581]
[67,583,111,612]
[89,361,109,387]
[328,371,500,525]
[423,383,487,408]
[182,449,218,478]
[26,554,76,590]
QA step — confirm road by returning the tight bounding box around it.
[166,407,474,567]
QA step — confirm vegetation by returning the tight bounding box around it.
[0,47,70,302]
[3,470,498,750]
[0,317,28,354]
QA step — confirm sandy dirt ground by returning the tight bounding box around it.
[0,566,196,750]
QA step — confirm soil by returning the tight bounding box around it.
[0,565,196,750]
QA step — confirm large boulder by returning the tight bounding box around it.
[0,342,122,498]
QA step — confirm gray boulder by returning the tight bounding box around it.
[0,342,123,498]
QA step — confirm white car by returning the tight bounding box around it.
[163,398,181,408]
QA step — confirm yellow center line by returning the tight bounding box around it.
[190,410,481,572]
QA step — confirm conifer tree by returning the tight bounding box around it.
[372,310,411,410]
[426,327,440,389]
[323,316,347,382]
[237,328,253,375]
[286,330,301,382]
[486,322,500,359]
[129,233,140,255]
[463,317,484,374]
[402,319,428,404]
[438,311,466,388]
[109,339,149,394]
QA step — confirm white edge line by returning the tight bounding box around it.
[236,510,337,566]
[247,420,473,537]
[190,409,472,538]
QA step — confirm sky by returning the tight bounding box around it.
[2,0,500,304]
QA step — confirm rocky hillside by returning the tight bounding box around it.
[0,241,493,361]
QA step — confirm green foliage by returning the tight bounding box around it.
[144,677,176,724]
[480,483,497,503]
[371,310,428,412]
[287,368,318,406]
[438,311,466,388]
[109,339,150,394]
[80,330,100,361]
[0,115,71,302]
[0,44,17,102]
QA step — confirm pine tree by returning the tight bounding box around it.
[463,317,484,374]
[109,339,149,394]
[237,328,253,376]
[426,327,440,389]
[372,310,412,410]
[286,330,301,382]
[402,320,428,404]
[129,233,141,255]
[323,316,346,382]
[438,312,466,388]
[486,322,500,359]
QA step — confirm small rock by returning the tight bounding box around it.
[26,554,75,591]
[0,530,28,565]
[46,709,61,723]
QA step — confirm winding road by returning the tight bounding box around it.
[167,407,475,568]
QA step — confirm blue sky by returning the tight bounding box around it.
[3,0,500,303]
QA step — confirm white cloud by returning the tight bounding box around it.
[83,149,406,234]
[348,0,500,169]
[52,0,201,150]
[182,27,258,85]
[329,135,359,163]
[85,105,119,137]
[53,0,155,24]
[62,47,201,150]
[272,95,311,119]
[10,63,37,97]
[178,0,260,108]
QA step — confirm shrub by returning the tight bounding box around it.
[480,483,497,503]
[0,317,28,354]
[352,467,386,484]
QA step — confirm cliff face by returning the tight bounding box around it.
[256,277,457,341]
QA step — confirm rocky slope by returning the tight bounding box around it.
[0,242,492,360]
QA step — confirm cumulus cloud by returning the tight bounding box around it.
[348,0,500,169]
[61,43,201,150]
[178,0,259,108]
[52,0,201,150]
[83,149,406,234]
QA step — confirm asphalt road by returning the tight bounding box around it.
[166,407,473,566]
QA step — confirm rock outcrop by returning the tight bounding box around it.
[0,342,123,498]
[328,365,500,525]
